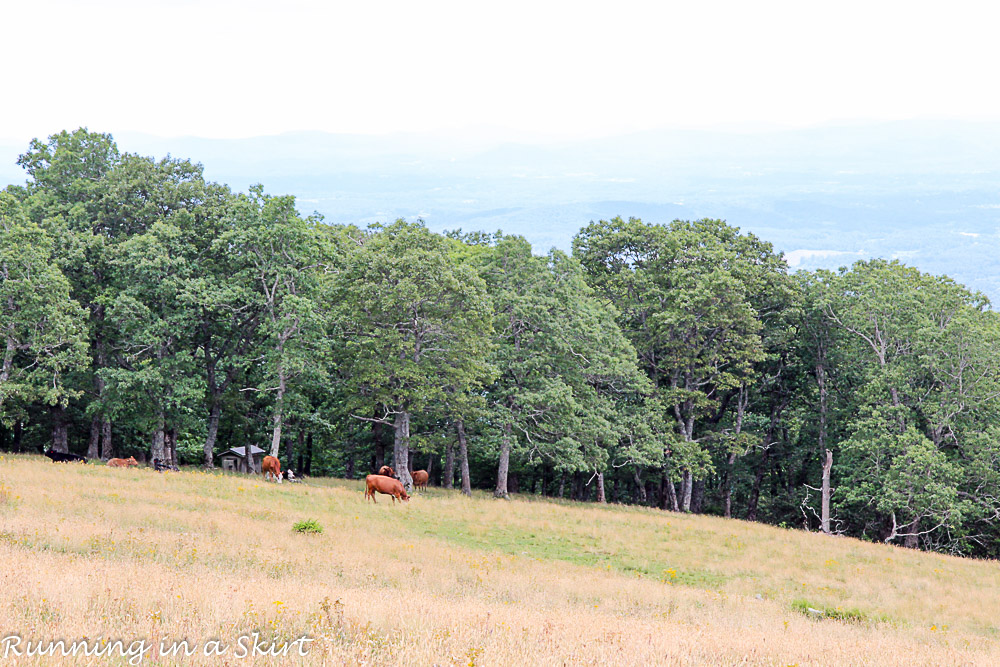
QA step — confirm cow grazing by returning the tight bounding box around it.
[377,465,397,479]
[153,458,178,472]
[365,474,409,504]
[283,469,301,483]
[412,469,429,490]
[44,450,87,464]
[107,457,138,468]
[262,455,283,483]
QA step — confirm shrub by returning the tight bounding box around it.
[790,598,890,625]
[292,518,323,534]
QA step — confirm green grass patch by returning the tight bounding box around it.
[293,518,324,534]
[404,510,728,589]
[791,598,891,625]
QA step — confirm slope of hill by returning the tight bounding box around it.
[1,455,997,665]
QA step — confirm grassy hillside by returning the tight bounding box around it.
[1,454,998,665]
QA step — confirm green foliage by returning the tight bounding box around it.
[335,220,494,414]
[573,217,788,509]
[0,192,88,411]
[790,598,891,625]
[292,518,323,534]
[820,260,1000,548]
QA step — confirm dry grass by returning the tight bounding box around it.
[1,453,999,665]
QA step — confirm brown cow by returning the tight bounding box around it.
[365,474,409,504]
[107,457,138,468]
[262,455,282,483]
[377,465,397,479]
[412,469,429,490]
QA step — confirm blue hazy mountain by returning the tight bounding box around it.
[3,120,999,299]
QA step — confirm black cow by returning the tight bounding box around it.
[44,450,87,464]
[283,469,301,483]
[152,458,179,472]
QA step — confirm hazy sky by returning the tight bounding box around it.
[4,1,1000,142]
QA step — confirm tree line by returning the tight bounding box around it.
[4,128,1000,556]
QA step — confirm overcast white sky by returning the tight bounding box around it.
[3,0,1000,142]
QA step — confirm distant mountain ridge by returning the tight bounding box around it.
[3,121,1000,299]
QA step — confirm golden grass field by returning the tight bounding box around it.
[2,454,1000,665]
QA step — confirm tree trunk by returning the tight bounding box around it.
[344,434,355,480]
[596,471,607,504]
[667,481,679,511]
[494,422,512,499]
[51,404,69,453]
[167,428,178,467]
[201,330,223,468]
[426,452,434,478]
[748,402,782,521]
[393,411,413,490]
[151,411,166,464]
[456,420,471,496]
[87,415,100,459]
[659,468,670,510]
[723,384,748,519]
[660,466,679,512]
[681,470,693,512]
[633,467,647,504]
[268,368,286,458]
[204,400,221,467]
[903,518,921,549]
[92,333,109,459]
[747,448,769,521]
[287,426,299,469]
[691,479,705,513]
[12,420,23,453]
[816,360,828,456]
[444,440,455,490]
[821,449,833,534]
[100,419,112,460]
[0,335,15,393]
[305,433,313,475]
[723,452,737,518]
[660,447,680,511]
[373,418,385,472]
[558,474,566,498]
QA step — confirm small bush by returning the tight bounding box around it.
[791,598,890,625]
[292,519,323,534]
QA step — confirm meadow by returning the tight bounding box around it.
[1,454,999,665]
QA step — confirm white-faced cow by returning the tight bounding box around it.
[262,455,283,483]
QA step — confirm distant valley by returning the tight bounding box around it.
[3,120,999,299]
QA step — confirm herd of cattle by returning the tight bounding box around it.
[42,449,429,503]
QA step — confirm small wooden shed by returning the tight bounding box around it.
[218,445,265,473]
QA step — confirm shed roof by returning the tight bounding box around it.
[220,445,266,458]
